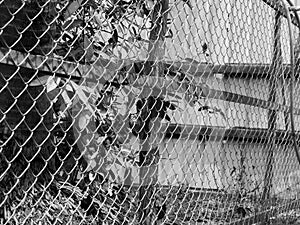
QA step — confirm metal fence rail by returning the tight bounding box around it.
[1,0,300,224]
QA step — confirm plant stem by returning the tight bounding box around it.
[139,1,169,224]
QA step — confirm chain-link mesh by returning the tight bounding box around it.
[1,0,300,224]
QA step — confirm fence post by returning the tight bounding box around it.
[139,1,169,224]
[262,2,282,201]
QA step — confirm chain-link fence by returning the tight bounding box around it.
[1,0,300,224]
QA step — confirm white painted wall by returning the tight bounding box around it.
[165,74,300,130]
[294,0,300,6]
[161,1,300,195]
[115,138,300,197]
[109,1,300,196]
[157,139,300,197]
[163,0,300,130]
[165,0,284,64]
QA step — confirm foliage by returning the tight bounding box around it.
[0,134,136,224]
[0,178,136,224]
[0,0,229,223]
[130,96,176,140]
[53,0,193,62]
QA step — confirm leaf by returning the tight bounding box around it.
[167,92,182,101]
[126,91,139,114]
[166,102,176,110]
[121,86,130,94]
[62,19,83,31]
[198,105,211,112]
[108,169,116,181]
[94,57,133,81]
[184,92,196,107]
[47,77,61,93]
[182,0,192,9]
[117,50,122,59]
[64,0,98,19]
[67,47,84,60]
[71,82,98,116]
[165,29,173,38]
[83,35,95,62]
[164,114,171,121]
[198,105,227,120]
[29,76,51,86]
[64,0,84,19]
[213,107,227,120]
[114,156,126,167]
[64,83,74,92]
[61,90,73,107]
[108,27,119,49]
[197,83,210,97]
[132,26,137,36]
[120,42,131,53]
[202,43,208,53]
[86,0,98,8]
[184,58,201,66]
[113,101,123,106]
[120,148,131,154]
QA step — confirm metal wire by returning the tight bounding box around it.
[1,0,300,224]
